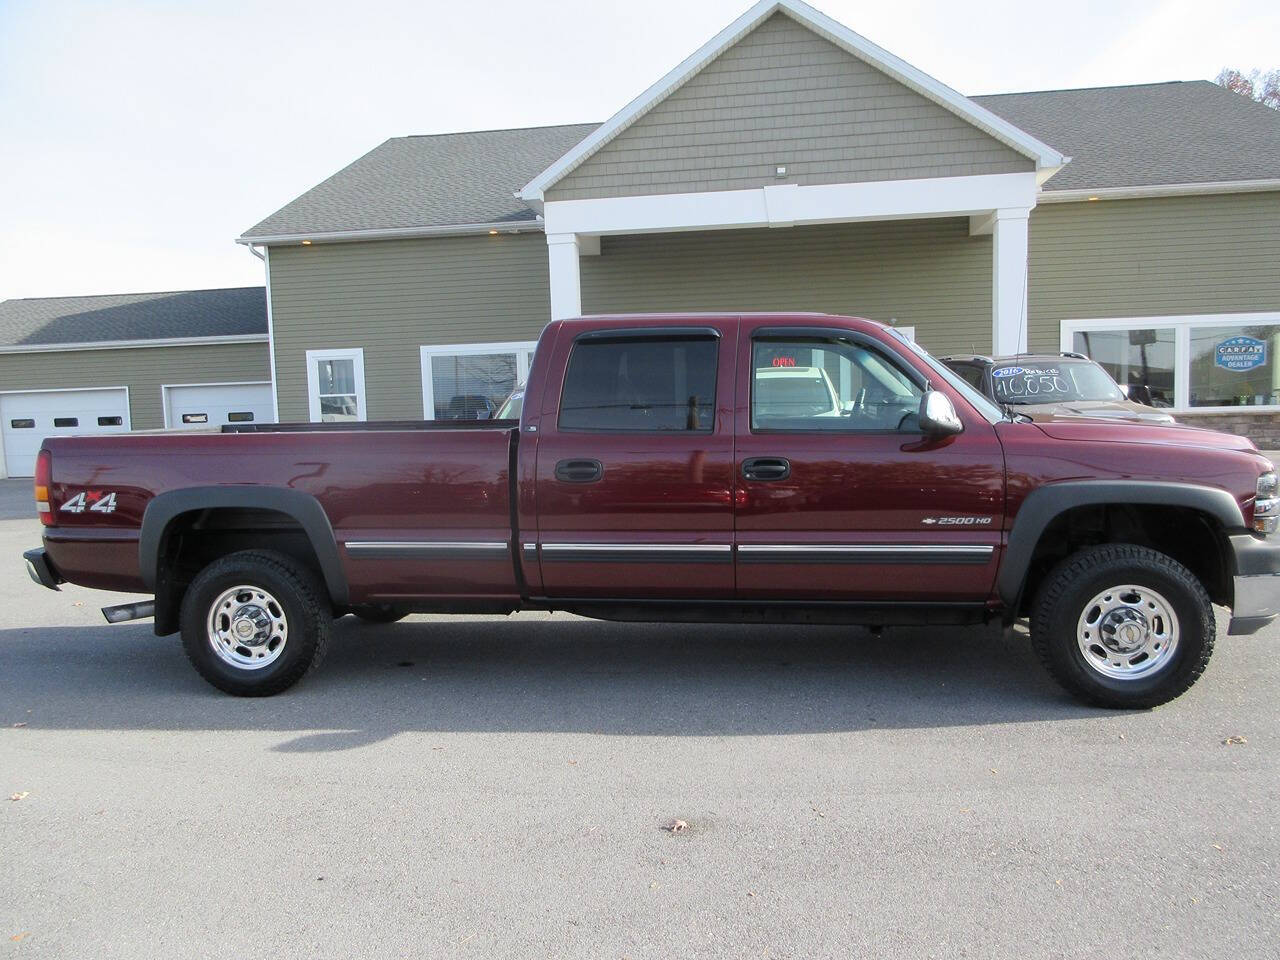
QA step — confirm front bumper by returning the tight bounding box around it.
[1228,533,1280,635]
[24,548,63,592]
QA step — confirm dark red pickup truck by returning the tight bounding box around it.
[23,313,1280,707]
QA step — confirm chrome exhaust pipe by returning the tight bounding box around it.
[101,601,156,624]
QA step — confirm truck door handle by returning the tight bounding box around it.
[741,457,791,482]
[555,458,603,483]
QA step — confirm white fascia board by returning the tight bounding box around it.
[520,0,1065,202]
[1039,179,1280,203]
[542,172,1038,237]
[236,220,544,246]
[0,334,268,355]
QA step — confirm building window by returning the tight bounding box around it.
[1071,328,1176,408]
[420,341,536,420]
[306,348,366,423]
[1189,324,1280,408]
[1064,313,1280,413]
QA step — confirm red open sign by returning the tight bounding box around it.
[771,356,796,367]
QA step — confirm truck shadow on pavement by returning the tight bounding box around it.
[0,616,1106,748]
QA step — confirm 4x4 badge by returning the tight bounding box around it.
[921,516,992,525]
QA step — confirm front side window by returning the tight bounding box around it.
[559,336,717,432]
[1072,329,1175,407]
[306,349,366,422]
[990,360,1124,405]
[752,337,923,432]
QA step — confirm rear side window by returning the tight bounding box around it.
[559,335,717,432]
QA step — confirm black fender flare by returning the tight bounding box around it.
[999,480,1244,607]
[139,486,349,606]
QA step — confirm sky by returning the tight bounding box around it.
[1,0,1276,302]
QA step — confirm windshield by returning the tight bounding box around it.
[991,360,1124,404]
[884,328,1003,424]
[495,388,524,420]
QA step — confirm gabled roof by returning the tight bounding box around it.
[974,81,1280,192]
[238,56,1280,240]
[518,0,1068,202]
[0,287,267,349]
[240,124,598,242]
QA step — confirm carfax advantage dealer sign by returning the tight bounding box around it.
[1215,335,1267,372]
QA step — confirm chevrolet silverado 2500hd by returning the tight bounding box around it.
[23,314,1280,707]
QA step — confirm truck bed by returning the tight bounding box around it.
[41,423,521,603]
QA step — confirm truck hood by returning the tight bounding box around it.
[1033,417,1256,452]
[1013,399,1176,424]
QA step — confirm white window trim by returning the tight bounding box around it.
[305,348,366,423]
[419,341,538,420]
[1061,311,1280,415]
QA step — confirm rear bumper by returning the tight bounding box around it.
[24,548,63,591]
[1229,533,1280,635]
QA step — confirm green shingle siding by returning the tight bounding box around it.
[267,234,553,421]
[1027,192,1280,352]
[581,219,992,357]
[548,13,1031,202]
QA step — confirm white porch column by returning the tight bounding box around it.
[547,232,584,320]
[991,207,1031,356]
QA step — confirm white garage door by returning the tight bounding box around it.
[165,382,274,429]
[0,388,131,478]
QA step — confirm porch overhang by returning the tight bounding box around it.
[542,171,1038,355]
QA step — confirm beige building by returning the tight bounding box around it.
[241,1,1280,441]
[4,0,1279,474]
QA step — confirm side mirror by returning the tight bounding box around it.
[919,390,963,436]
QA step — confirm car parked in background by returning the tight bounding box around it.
[941,353,1177,424]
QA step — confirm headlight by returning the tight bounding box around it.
[1254,472,1278,534]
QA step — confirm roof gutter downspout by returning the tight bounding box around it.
[246,243,265,261]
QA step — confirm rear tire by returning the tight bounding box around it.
[180,550,331,696]
[1030,543,1214,709]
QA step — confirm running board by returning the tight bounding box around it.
[102,601,156,624]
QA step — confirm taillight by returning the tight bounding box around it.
[34,449,52,526]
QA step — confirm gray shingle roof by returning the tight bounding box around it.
[0,287,266,348]
[241,124,600,239]
[241,81,1280,239]
[975,81,1280,191]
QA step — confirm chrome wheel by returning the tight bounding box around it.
[206,584,289,670]
[1076,583,1179,680]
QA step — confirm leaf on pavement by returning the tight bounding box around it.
[9,792,28,802]
[1221,736,1247,745]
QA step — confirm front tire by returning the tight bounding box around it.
[180,550,332,696]
[1030,544,1214,709]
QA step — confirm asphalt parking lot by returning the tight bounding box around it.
[1,477,1277,959]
